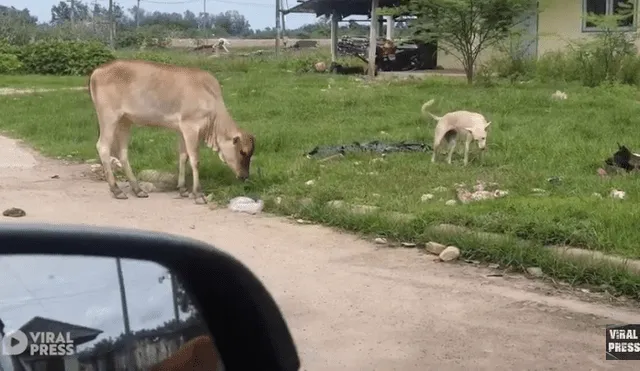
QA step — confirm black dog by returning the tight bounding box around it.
[605,143,640,172]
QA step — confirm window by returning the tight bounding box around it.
[583,0,636,30]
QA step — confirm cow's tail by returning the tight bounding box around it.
[421,99,441,122]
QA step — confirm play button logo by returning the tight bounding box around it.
[1,330,28,355]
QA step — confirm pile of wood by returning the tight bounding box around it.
[337,36,395,57]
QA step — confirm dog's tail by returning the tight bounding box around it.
[421,99,441,121]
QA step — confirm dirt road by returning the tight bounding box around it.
[0,134,638,370]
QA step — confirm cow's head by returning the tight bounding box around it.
[217,131,255,181]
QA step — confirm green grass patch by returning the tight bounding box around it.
[0,75,86,88]
[1,50,639,299]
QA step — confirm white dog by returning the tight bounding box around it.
[421,99,491,166]
[217,38,230,53]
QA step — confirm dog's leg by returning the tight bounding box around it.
[446,138,457,164]
[463,136,472,166]
[431,129,444,163]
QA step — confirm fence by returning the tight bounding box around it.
[79,322,208,371]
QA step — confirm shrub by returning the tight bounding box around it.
[0,53,23,74]
[20,40,115,75]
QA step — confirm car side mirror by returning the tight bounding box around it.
[0,223,301,371]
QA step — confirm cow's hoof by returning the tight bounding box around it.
[134,189,149,198]
[112,189,128,200]
[179,187,190,198]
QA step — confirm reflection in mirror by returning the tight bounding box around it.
[0,255,223,371]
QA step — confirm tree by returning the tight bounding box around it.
[391,0,537,83]
[51,0,90,25]
[0,6,38,45]
[211,10,251,36]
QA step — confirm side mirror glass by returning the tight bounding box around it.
[0,255,223,371]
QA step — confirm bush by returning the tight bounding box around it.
[20,40,115,75]
[0,53,23,74]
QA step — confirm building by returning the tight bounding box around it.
[286,0,639,70]
[11,317,102,371]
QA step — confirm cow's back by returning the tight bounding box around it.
[89,59,223,127]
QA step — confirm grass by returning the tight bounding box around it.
[1,48,640,298]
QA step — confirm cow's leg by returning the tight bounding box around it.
[177,135,190,198]
[96,112,127,199]
[181,128,207,204]
[115,124,147,198]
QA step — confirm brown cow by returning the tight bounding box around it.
[88,59,255,203]
[148,335,222,371]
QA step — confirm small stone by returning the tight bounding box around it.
[401,242,416,248]
[597,168,607,177]
[610,189,626,199]
[445,199,457,206]
[526,267,544,277]
[51,175,59,179]
[139,182,156,193]
[439,246,461,261]
[374,237,387,244]
[425,241,447,255]
[305,180,315,186]
[580,288,590,293]
[420,193,434,202]
[488,263,500,269]
[296,219,310,224]
[3,208,26,217]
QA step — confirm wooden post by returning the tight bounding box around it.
[385,15,394,40]
[367,0,379,78]
[330,10,339,62]
[275,0,281,56]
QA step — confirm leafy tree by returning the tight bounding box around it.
[211,10,251,36]
[0,6,38,45]
[50,0,90,25]
[388,0,538,83]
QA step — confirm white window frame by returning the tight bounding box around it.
[582,0,637,32]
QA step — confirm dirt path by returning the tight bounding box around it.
[1,134,638,370]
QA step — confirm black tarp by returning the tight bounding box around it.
[305,140,431,159]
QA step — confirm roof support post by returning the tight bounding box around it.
[385,15,394,40]
[331,10,340,62]
[368,0,379,78]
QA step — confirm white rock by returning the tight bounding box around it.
[425,241,447,255]
[439,246,461,261]
[275,196,283,204]
[551,90,567,100]
[228,196,264,215]
[139,182,156,193]
[610,189,626,199]
[305,180,315,186]
[526,267,544,277]
[374,237,387,244]
[421,193,434,202]
[445,199,457,206]
[401,242,417,248]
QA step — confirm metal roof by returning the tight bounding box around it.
[284,0,401,18]
[18,316,103,347]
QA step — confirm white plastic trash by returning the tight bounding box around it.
[228,196,264,215]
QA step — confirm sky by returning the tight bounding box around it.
[0,254,185,352]
[7,0,321,31]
